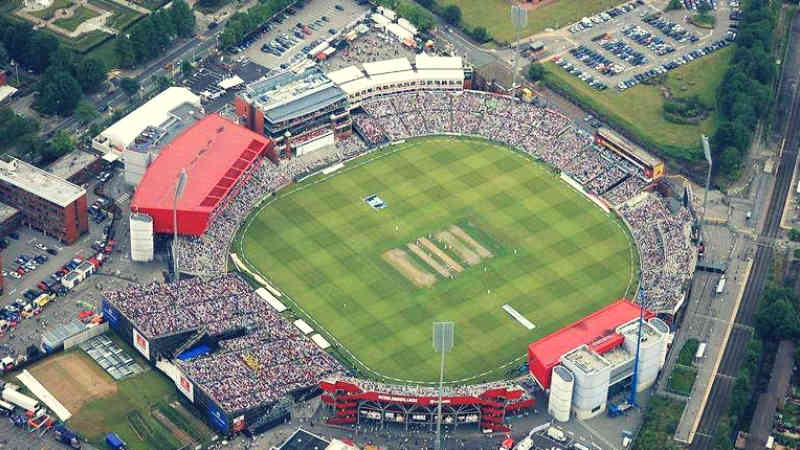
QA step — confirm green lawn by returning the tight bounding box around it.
[677,338,700,366]
[442,0,630,42]
[542,46,734,163]
[28,0,72,19]
[632,395,686,450]
[667,365,698,396]
[86,34,121,67]
[88,0,142,29]
[53,5,99,31]
[238,136,635,384]
[63,334,211,450]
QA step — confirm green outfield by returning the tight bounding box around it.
[238,136,636,383]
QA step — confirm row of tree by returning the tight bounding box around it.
[414,0,490,43]
[711,0,776,181]
[219,0,294,48]
[114,0,195,68]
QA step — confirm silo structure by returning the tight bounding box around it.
[648,318,671,367]
[561,346,612,420]
[130,213,154,262]
[548,365,574,422]
[621,320,666,392]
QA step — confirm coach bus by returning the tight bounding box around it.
[595,128,665,181]
[716,276,726,295]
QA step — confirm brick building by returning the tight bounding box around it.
[0,156,88,244]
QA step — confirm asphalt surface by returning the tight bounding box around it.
[688,12,800,450]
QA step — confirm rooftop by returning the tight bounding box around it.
[528,299,653,386]
[0,201,19,223]
[96,87,202,152]
[130,114,269,235]
[563,345,610,374]
[47,150,99,180]
[241,67,346,123]
[127,103,203,155]
[276,429,330,450]
[598,127,663,168]
[0,156,86,207]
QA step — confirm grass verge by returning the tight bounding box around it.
[88,0,141,29]
[53,5,99,31]
[677,338,700,366]
[667,365,697,396]
[541,45,733,163]
[631,395,685,450]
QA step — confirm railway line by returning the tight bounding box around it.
[688,12,800,450]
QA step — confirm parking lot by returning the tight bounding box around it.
[544,0,735,90]
[237,0,370,70]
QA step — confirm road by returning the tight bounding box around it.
[688,11,800,450]
[46,23,223,138]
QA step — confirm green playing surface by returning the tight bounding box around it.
[237,136,636,384]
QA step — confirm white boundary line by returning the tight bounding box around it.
[233,135,640,386]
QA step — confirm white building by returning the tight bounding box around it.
[92,87,203,185]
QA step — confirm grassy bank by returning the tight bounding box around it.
[541,46,733,163]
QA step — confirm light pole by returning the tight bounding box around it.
[511,5,528,92]
[173,168,188,282]
[700,135,712,244]
[433,321,454,450]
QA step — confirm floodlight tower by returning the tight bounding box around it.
[629,290,646,407]
[433,321,454,450]
[173,168,188,282]
[511,4,528,91]
[700,135,713,244]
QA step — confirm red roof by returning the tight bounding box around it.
[527,300,652,389]
[131,115,271,236]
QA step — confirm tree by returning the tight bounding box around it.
[665,0,682,10]
[790,228,800,242]
[120,77,140,98]
[154,75,173,91]
[170,0,196,37]
[416,0,435,8]
[35,68,82,116]
[0,107,39,150]
[527,63,545,81]
[46,130,76,161]
[75,100,98,123]
[76,57,107,93]
[0,44,8,67]
[470,26,490,43]
[442,4,462,25]
[114,37,136,69]
[23,32,59,73]
[180,59,193,77]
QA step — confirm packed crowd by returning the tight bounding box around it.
[619,194,696,312]
[354,89,649,206]
[104,275,342,412]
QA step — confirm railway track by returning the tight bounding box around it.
[688,13,800,450]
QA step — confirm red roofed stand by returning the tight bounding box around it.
[130,115,274,236]
[527,299,653,389]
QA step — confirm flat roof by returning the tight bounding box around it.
[0,201,19,223]
[97,87,202,151]
[363,57,412,76]
[0,156,86,207]
[241,68,346,124]
[327,65,364,85]
[415,53,463,70]
[47,150,99,180]
[277,429,330,450]
[563,345,610,374]
[597,127,663,168]
[528,300,652,379]
[130,115,269,232]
